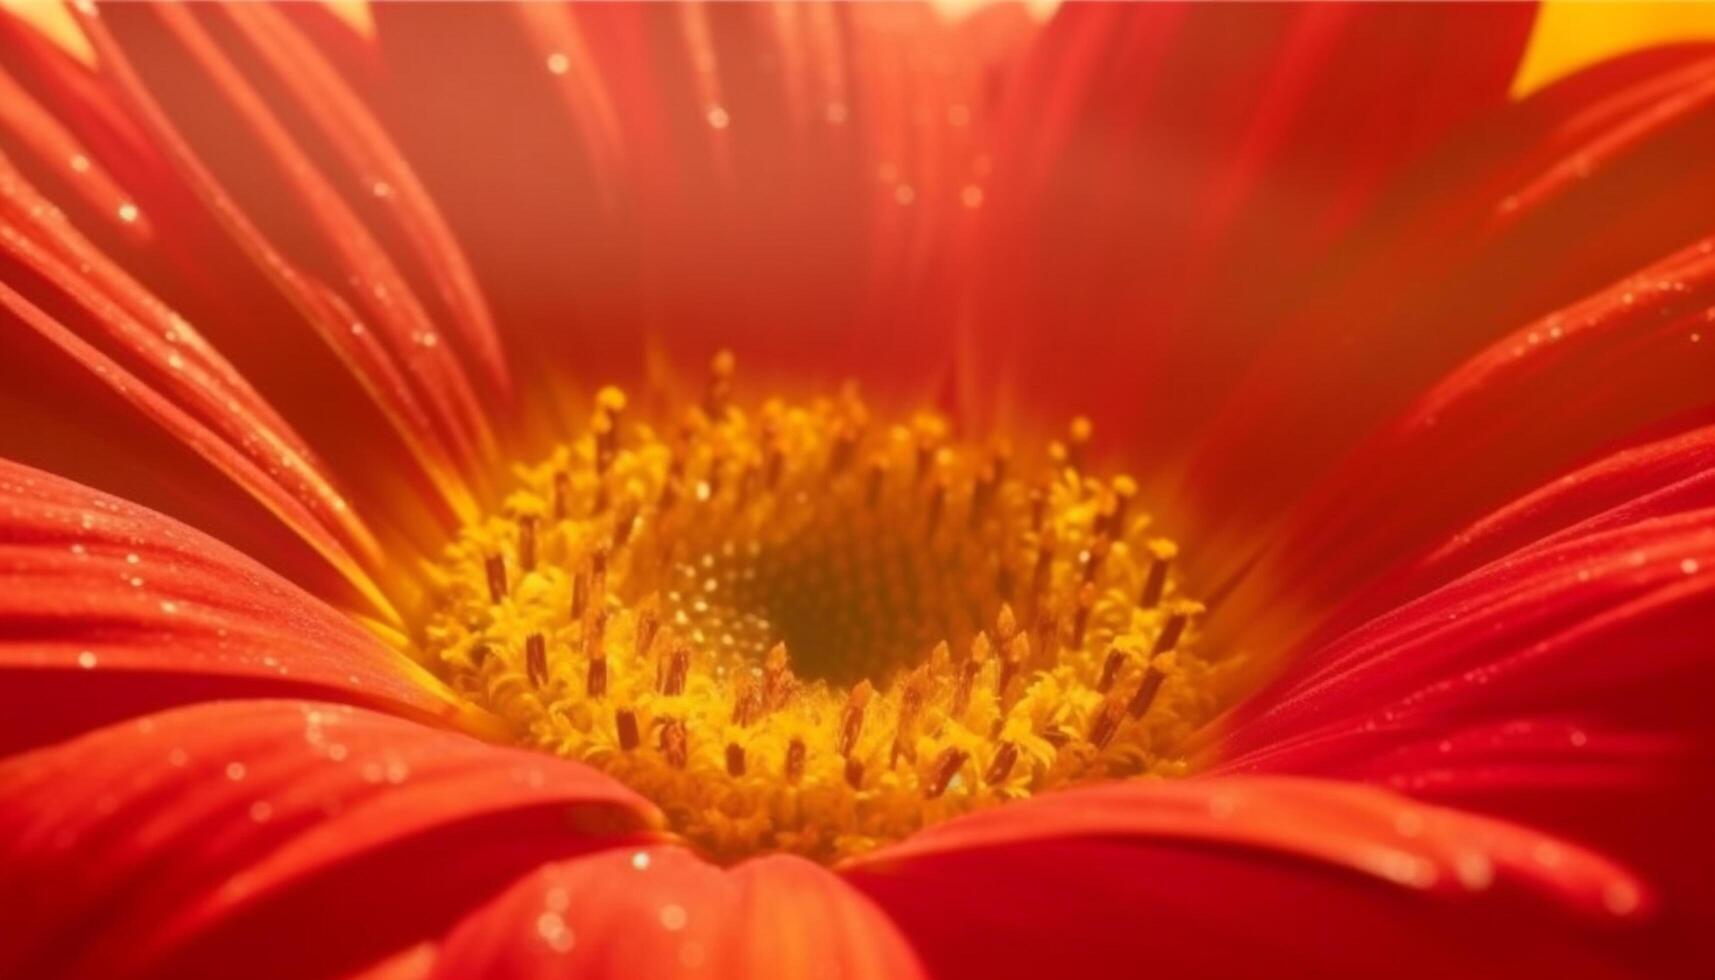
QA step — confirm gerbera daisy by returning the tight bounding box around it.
[1,2,1711,978]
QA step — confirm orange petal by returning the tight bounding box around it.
[0,457,459,752]
[0,699,660,979]
[59,3,488,518]
[433,846,924,979]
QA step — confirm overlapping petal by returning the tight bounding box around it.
[847,775,1647,979]
[0,699,660,980]
[961,2,1534,457]
[435,846,923,980]
[0,4,1708,979]
[0,457,461,752]
[1186,46,1715,599]
[1215,439,1715,973]
[369,1,1007,414]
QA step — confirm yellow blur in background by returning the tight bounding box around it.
[1517,1,1715,95]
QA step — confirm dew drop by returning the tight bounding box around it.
[537,910,575,952]
[1603,881,1642,916]
[705,105,730,130]
[116,202,140,223]
[1455,852,1494,891]
[225,761,247,781]
[76,650,97,670]
[658,903,687,931]
[546,52,570,75]
[631,851,652,871]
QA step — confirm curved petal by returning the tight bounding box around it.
[1233,230,1715,634]
[1220,510,1715,784]
[370,2,1008,411]
[433,845,923,980]
[1341,418,1715,634]
[0,699,661,980]
[1186,47,1715,599]
[0,5,477,583]
[961,2,1534,452]
[1217,487,1715,970]
[846,775,1654,979]
[0,457,465,752]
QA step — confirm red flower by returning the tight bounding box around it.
[1,4,1711,978]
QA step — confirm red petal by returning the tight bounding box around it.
[371,2,1007,397]
[1185,48,1715,601]
[222,4,513,401]
[19,3,490,521]
[1236,231,1715,632]
[0,699,660,980]
[962,2,1532,452]
[1221,511,1715,773]
[1218,491,1715,967]
[0,458,464,752]
[1341,419,1715,634]
[434,846,924,980]
[847,776,1656,979]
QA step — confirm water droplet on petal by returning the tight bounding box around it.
[658,903,687,931]
[1604,881,1642,916]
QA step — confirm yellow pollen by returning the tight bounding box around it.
[424,355,1219,862]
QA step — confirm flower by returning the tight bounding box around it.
[1,3,1712,979]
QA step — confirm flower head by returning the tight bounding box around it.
[1,3,1712,979]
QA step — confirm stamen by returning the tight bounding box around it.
[1096,646,1127,693]
[484,554,507,604]
[660,718,688,768]
[839,681,873,756]
[925,747,968,799]
[616,709,640,750]
[517,515,538,573]
[985,742,1019,786]
[425,353,1217,863]
[525,633,547,688]
[785,738,806,784]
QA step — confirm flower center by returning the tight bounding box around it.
[424,355,1214,862]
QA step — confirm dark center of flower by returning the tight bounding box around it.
[424,354,1214,862]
